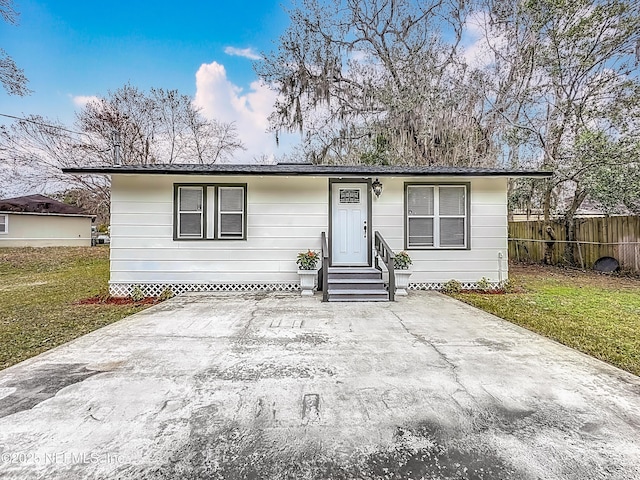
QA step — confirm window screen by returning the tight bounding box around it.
[175,184,246,240]
[406,184,468,248]
[440,218,465,246]
[407,186,434,216]
[178,187,203,238]
[218,187,244,238]
[439,186,466,247]
[407,186,435,247]
[439,186,466,216]
[408,218,434,246]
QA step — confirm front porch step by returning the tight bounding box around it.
[327,289,389,302]
[328,278,385,290]
[326,266,389,302]
[328,267,380,272]
[327,267,382,280]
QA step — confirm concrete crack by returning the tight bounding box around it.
[393,312,475,409]
[380,391,391,410]
[236,301,260,341]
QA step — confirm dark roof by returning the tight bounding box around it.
[0,194,92,216]
[63,163,552,178]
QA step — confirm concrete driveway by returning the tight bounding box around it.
[0,292,639,480]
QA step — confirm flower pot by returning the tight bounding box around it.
[298,269,318,296]
[394,269,412,296]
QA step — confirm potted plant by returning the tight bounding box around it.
[296,250,319,296]
[393,251,412,296]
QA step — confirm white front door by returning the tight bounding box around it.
[331,182,369,266]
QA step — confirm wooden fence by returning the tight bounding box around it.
[508,216,640,272]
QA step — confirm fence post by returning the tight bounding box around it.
[576,241,584,270]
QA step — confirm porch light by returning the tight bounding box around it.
[372,178,383,198]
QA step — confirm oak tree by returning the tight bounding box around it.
[258,0,497,166]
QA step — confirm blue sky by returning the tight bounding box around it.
[0,0,295,161]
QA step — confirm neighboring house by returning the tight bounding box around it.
[0,194,94,247]
[64,164,551,299]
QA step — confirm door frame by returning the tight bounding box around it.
[328,178,373,267]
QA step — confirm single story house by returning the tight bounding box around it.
[64,164,551,300]
[0,194,94,247]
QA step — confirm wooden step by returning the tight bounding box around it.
[328,278,385,290]
[327,267,382,280]
[324,266,389,302]
[328,267,380,273]
[327,288,389,302]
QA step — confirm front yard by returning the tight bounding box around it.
[1,248,639,377]
[0,247,151,370]
[451,264,640,376]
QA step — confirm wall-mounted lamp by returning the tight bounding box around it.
[372,178,383,198]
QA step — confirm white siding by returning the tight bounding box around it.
[110,174,508,288]
[0,213,92,247]
[110,175,328,284]
[372,177,508,284]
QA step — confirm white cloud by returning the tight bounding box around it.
[193,61,296,163]
[461,11,504,68]
[223,46,262,61]
[71,95,100,108]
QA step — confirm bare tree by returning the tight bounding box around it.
[258,0,498,166]
[0,115,111,213]
[0,84,245,217]
[0,0,30,96]
[74,84,245,166]
[76,84,160,165]
[184,107,245,164]
[151,87,185,164]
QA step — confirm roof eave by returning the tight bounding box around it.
[62,167,553,178]
[0,211,95,218]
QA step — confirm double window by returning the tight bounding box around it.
[174,184,246,240]
[405,184,469,249]
[0,214,7,234]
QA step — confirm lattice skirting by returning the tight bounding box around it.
[408,282,503,291]
[109,282,301,297]
[110,281,503,297]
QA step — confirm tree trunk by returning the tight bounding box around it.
[544,225,556,265]
[562,188,588,266]
[542,181,555,264]
[563,212,576,265]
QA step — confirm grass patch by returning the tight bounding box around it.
[451,264,640,376]
[0,247,151,370]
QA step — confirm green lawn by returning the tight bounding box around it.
[451,265,640,376]
[0,247,150,370]
[2,250,639,377]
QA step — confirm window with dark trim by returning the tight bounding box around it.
[174,184,246,240]
[0,214,7,234]
[405,183,469,249]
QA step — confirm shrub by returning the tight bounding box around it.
[501,278,516,293]
[393,251,412,270]
[130,285,145,302]
[442,279,462,294]
[476,277,492,292]
[158,288,175,301]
